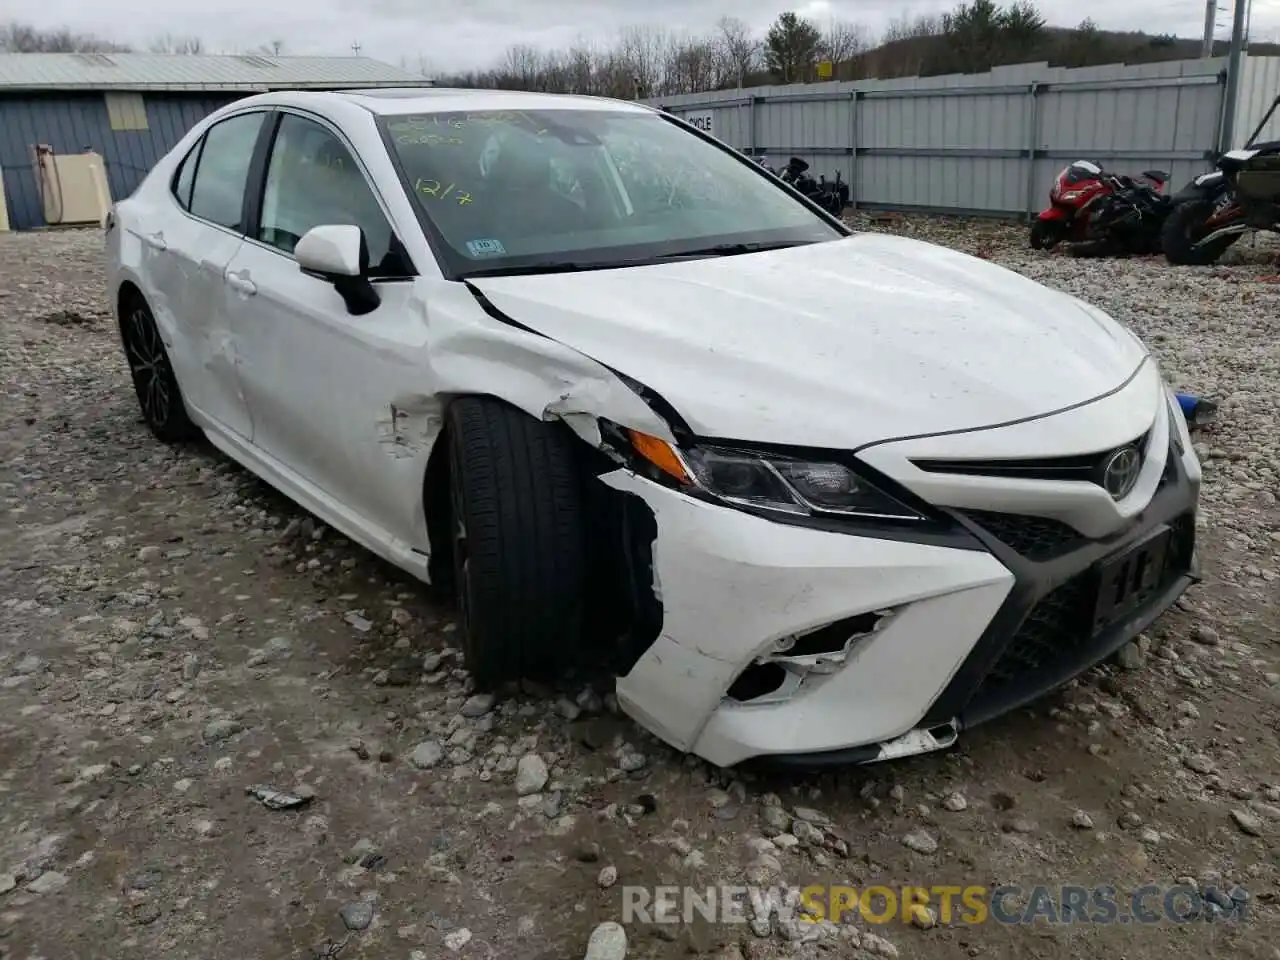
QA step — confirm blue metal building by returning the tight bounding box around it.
[0,52,431,231]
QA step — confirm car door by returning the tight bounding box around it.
[223,109,427,543]
[148,110,269,441]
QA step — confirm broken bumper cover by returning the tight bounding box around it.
[602,439,1200,769]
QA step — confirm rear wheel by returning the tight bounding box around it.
[119,295,199,443]
[1161,198,1241,265]
[446,396,586,687]
[1029,219,1067,250]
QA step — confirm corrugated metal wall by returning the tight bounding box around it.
[0,92,237,230]
[652,56,1278,217]
[1236,54,1280,146]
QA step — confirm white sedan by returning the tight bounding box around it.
[105,88,1202,767]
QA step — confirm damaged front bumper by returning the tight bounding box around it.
[601,435,1200,769]
[601,468,1014,767]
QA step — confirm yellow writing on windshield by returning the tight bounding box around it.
[391,112,548,137]
[396,132,464,146]
[415,178,473,205]
[300,153,345,170]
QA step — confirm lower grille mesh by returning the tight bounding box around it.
[973,512,1196,699]
[962,510,1082,560]
[982,575,1094,687]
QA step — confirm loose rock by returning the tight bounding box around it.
[410,741,444,770]
[340,900,375,931]
[902,830,938,855]
[583,921,627,960]
[515,754,549,796]
[1231,810,1264,837]
[26,871,69,894]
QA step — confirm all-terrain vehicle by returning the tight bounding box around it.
[1162,94,1280,265]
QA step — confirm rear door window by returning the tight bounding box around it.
[188,112,266,231]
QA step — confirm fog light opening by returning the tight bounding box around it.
[727,662,789,702]
[728,610,897,705]
[782,611,884,658]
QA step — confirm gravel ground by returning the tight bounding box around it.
[1,219,1278,960]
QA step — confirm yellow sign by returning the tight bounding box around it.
[817,60,833,79]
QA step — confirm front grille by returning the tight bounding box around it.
[981,574,1094,687]
[974,511,1196,698]
[962,510,1083,560]
[914,431,1151,487]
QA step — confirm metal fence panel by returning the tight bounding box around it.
[651,55,1279,217]
[1236,54,1280,145]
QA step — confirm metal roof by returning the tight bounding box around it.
[0,53,433,93]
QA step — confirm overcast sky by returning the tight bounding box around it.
[9,0,1280,73]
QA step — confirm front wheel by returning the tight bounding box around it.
[446,396,587,688]
[1161,198,1241,265]
[1029,218,1068,250]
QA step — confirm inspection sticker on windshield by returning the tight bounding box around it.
[466,238,506,258]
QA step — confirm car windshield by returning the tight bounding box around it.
[379,108,844,277]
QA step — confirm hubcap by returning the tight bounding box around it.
[123,309,171,426]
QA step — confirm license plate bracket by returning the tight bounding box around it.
[1092,524,1172,633]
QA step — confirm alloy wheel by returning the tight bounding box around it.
[122,307,173,428]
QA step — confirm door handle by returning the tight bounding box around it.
[226,273,257,296]
[143,231,167,251]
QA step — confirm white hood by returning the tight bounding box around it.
[469,233,1147,450]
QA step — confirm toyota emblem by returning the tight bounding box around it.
[1101,446,1142,500]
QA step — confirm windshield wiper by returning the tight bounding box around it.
[457,240,819,280]
[650,240,817,259]
[459,261,616,279]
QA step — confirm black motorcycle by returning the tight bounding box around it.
[744,153,849,216]
[778,157,849,216]
[1162,94,1280,266]
[1073,172,1174,257]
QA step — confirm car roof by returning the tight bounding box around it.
[319,87,656,116]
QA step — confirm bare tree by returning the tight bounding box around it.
[562,43,596,94]
[820,20,871,79]
[148,33,205,55]
[665,35,726,95]
[874,12,943,77]
[428,2,1232,95]
[615,25,669,98]
[881,12,944,44]
[501,44,546,90]
[717,16,759,87]
[1,20,130,53]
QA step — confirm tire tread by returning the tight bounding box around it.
[448,396,585,685]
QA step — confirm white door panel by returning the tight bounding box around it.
[224,110,431,543]
[142,108,268,441]
[145,217,252,439]
[225,242,430,543]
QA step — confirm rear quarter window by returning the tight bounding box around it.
[171,142,201,211]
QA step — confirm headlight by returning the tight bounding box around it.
[624,430,925,522]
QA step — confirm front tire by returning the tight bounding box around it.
[446,396,586,688]
[118,295,199,443]
[1161,198,1240,265]
[1029,219,1067,250]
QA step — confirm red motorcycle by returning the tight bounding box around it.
[1030,160,1171,255]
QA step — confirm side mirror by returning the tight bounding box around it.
[295,224,380,316]
[297,224,366,276]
